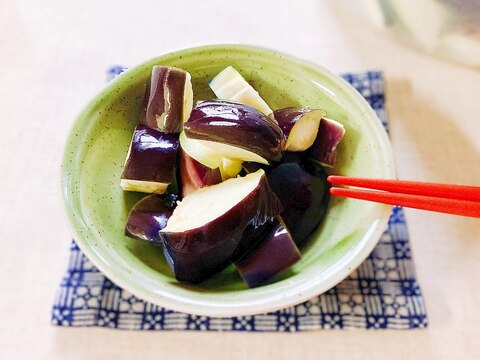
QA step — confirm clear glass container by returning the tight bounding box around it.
[337,0,480,68]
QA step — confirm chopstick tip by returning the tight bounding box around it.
[327,175,340,184]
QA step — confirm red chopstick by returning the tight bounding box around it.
[327,176,480,218]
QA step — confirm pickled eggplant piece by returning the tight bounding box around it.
[309,117,345,168]
[125,194,177,243]
[193,138,269,165]
[235,218,301,288]
[179,131,242,180]
[159,170,283,284]
[120,125,179,194]
[184,100,284,163]
[273,107,326,152]
[179,131,222,169]
[229,218,273,263]
[141,66,193,133]
[268,163,329,246]
[209,66,273,116]
[180,149,222,197]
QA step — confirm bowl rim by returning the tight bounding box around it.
[62,44,395,317]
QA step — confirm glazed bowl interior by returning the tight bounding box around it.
[62,44,395,316]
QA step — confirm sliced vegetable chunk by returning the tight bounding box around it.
[235,218,301,288]
[141,66,193,133]
[121,124,179,194]
[179,131,222,169]
[159,170,283,284]
[267,162,329,246]
[180,131,242,180]
[274,107,326,151]
[125,194,177,243]
[209,66,273,116]
[193,138,269,165]
[309,117,345,168]
[184,100,284,163]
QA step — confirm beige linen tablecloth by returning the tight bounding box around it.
[0,1,479,359]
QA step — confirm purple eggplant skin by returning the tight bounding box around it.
[235,218,301,288]
[141,66,189,133]
[273,107,306,137]
[267,163,329,246]
[121,124,179,187]
[274,151,304,166]
[241,161,270,175]
[229,219,273,263]
[184,100,285,162]
[125,194,178,243]
[162,234,237,284]
[309,118,345,167]
[159,174,283,284]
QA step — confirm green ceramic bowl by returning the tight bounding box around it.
[62,44,395,317]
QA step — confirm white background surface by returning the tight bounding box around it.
[1,1,479,359]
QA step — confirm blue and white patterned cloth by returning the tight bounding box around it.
[51,68,428,331]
